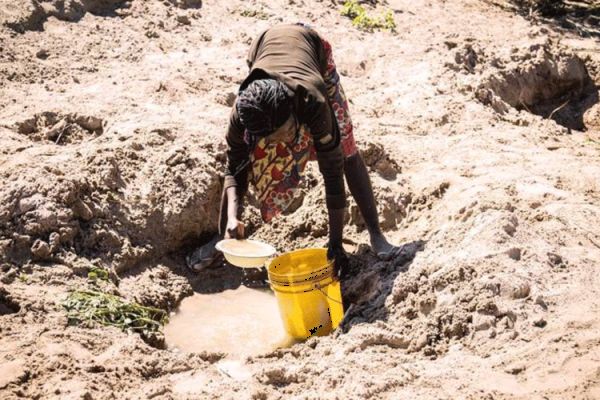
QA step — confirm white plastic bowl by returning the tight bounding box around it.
[215,239,277,268]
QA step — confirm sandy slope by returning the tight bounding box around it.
[1,0,600,398]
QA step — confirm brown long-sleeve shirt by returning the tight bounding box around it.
[224,24,346,210]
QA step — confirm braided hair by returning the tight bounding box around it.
[236,79,293,137]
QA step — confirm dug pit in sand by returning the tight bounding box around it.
[164,286,295,357]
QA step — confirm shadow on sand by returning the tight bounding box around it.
[338,239,427,333]
[499,1,600,39]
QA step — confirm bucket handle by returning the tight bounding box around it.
[265,280,343,305]
[314,283,343,305]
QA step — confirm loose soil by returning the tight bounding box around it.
[1,0,600,399]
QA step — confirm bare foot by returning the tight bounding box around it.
[370,233,407,261]
[371,234,423,264]
[186,236,221,272]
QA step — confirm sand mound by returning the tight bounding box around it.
[0,124,222,273]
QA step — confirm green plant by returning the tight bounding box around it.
[239,8,270,20]
[87,267,109,282]
[62,290,167,336]
[382,10,396,30]
[341,0,363,19]
[340,1,396,32]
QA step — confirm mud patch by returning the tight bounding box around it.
[16,112,104,145]
[475,43,598,130]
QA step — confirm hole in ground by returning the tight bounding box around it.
[164,285,296,358]
[162,241,386,357]
[137,248,294,357]
[116,228,426,354]
[477,47,599,131]
[16,112,104,145]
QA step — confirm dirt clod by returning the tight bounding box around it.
[16,112,104,144]
[0,287,20,315]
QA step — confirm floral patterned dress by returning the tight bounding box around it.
[247,31,358,222]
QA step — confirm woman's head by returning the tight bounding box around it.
[236,79,293,139]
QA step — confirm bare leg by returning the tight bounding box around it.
[344,152,398,257]
[318,33,402,259]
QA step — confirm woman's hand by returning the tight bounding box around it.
[327,242,348,280]
[325,207,346,279]
[225,218,245,239]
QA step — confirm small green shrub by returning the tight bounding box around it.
[87,267,109,282]
[63,290,167,336]
[239,8,270,20]
[341,0,396,32]
[341,0,363,19]
[382,10,396,30]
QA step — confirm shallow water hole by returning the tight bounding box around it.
[162,246,396,367]
[164,285,296,358]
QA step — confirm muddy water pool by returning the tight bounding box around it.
[164,286,294,357]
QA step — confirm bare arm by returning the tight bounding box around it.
[222,186,244,239]
[221,107,249,239]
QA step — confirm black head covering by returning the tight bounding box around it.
[236,79,293,137]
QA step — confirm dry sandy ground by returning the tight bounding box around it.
[1,0,600,399]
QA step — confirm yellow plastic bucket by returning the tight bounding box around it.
[267,248,344,339]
